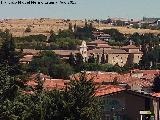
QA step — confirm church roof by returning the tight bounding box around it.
[88,49,128,54]
[88,40,107,45]
[96,44,112,48]
[121,45,139,49]
[53,50,79,56]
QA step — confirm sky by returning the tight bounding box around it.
[0,0,160,19]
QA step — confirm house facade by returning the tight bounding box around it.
[96,87,159,120]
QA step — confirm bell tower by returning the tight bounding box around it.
[80,40,88,62]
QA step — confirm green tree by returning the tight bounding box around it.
[152,75,160,92]
[88,55,96,63]
[25,26,32,33]
[75,21,96,40]
[103,29,126,42]
[66,72,102,120]
[75,53,83,65]
[68,53,76,66]
[83,63,101,71]
[74,23,77,32]
[69,23,73,31]
[74,53,84,72]
[0,34,19,65]
[48,33,57,42]
[49,64,73,79]
[130,32,142,45]
[58,30,74,38]
[0,65,22,120]
[101,49,105,64]
[45,89,65,120]
[28,51,62,74]
[0,33,21,76]
[116,20,124,26]
[0,65,19,102]
[35,72,44,93]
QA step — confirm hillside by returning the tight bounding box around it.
[0,18,160,37]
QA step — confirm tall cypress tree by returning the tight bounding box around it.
[153,75,160,92]
[69,23,73,31]
[66,72,102,120]
[0,32,21,75]
[68,53,76,66]
[101,48,105,64]
[0,33,19,65]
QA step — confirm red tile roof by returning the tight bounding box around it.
[71,71,155,89]
[151,92,160,97]
[22,90,34,94]
[53,50,79,56]
[88,40,107,45]
[20,49,40,55]
[70,71,119,83]
[121,45,139,49]
[88,49,128,54]
[95,85,125,96]
[20,55,33,62]
[142,70,160,75]
[26,79,69,90]
[44,79,69,90]
[96,44,112,48]
[30,73,51,80]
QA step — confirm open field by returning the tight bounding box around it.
[98,26,160,35]
[0,18,160,37]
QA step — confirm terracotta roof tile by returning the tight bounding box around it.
[96,44,112,48]
[142,70,160,75]
[121,45,139,49]
[20,55,33,62]
[71,71,154,89]
[88,49,128,54]
[20,49,40,55]
[88,40,107,45]
[53,50,79,56]
[95,85,125,96]
[151,92,160,97]
[22,90,34,94]
[26,78,68,90]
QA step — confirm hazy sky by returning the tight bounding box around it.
[0,0,160,19]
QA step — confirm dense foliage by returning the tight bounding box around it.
[0,65,102,120]
[28,51,73,79]
[152,75,160,92]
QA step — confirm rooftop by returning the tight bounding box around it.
[19,49,40,55]
[20,55,33,62]
[88,48,128,54]
[88,40,107,45]
[151,92,160,97]
[53,50,79,56]
[121,45,139,49]
[95,85,125,96]
[26,78,69,90]
[96,44,112,48]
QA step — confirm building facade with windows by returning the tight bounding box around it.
[96,86,159,120]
